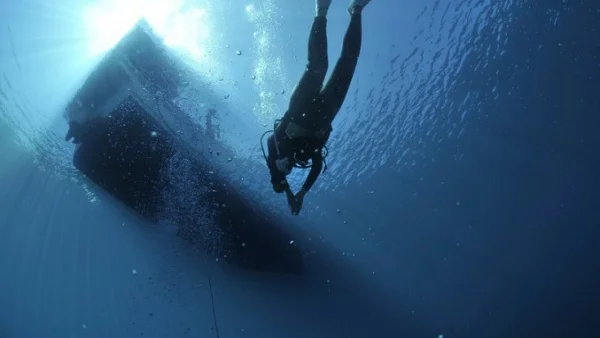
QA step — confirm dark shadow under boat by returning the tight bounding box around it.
[71,95,304,275]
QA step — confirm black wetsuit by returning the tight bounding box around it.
[267,10,363,193]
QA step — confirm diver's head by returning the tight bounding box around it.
[275,157,293,175]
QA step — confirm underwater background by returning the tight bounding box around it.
[0,0,598,337]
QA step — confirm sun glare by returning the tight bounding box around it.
[83,0,210,59]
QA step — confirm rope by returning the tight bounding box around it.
[208,272,220,338]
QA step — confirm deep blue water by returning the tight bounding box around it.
[0,0,598,337]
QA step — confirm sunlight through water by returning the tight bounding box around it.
[82,0,210,60]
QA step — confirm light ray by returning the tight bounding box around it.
[82,0,211,60]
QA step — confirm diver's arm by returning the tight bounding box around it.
[291,153,322,215]
[268,163,290,192]
[284,186,296,202]
[301,153,323,193]
[267,135,290,192]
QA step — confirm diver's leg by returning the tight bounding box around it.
[286,8,330,117]
[320,6,364,124]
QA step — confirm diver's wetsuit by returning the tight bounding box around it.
[267,9,363,193]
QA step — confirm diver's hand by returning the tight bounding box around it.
[293,189,307,215]
[285,188,298,214]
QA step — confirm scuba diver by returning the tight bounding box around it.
[263,0,372,215]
